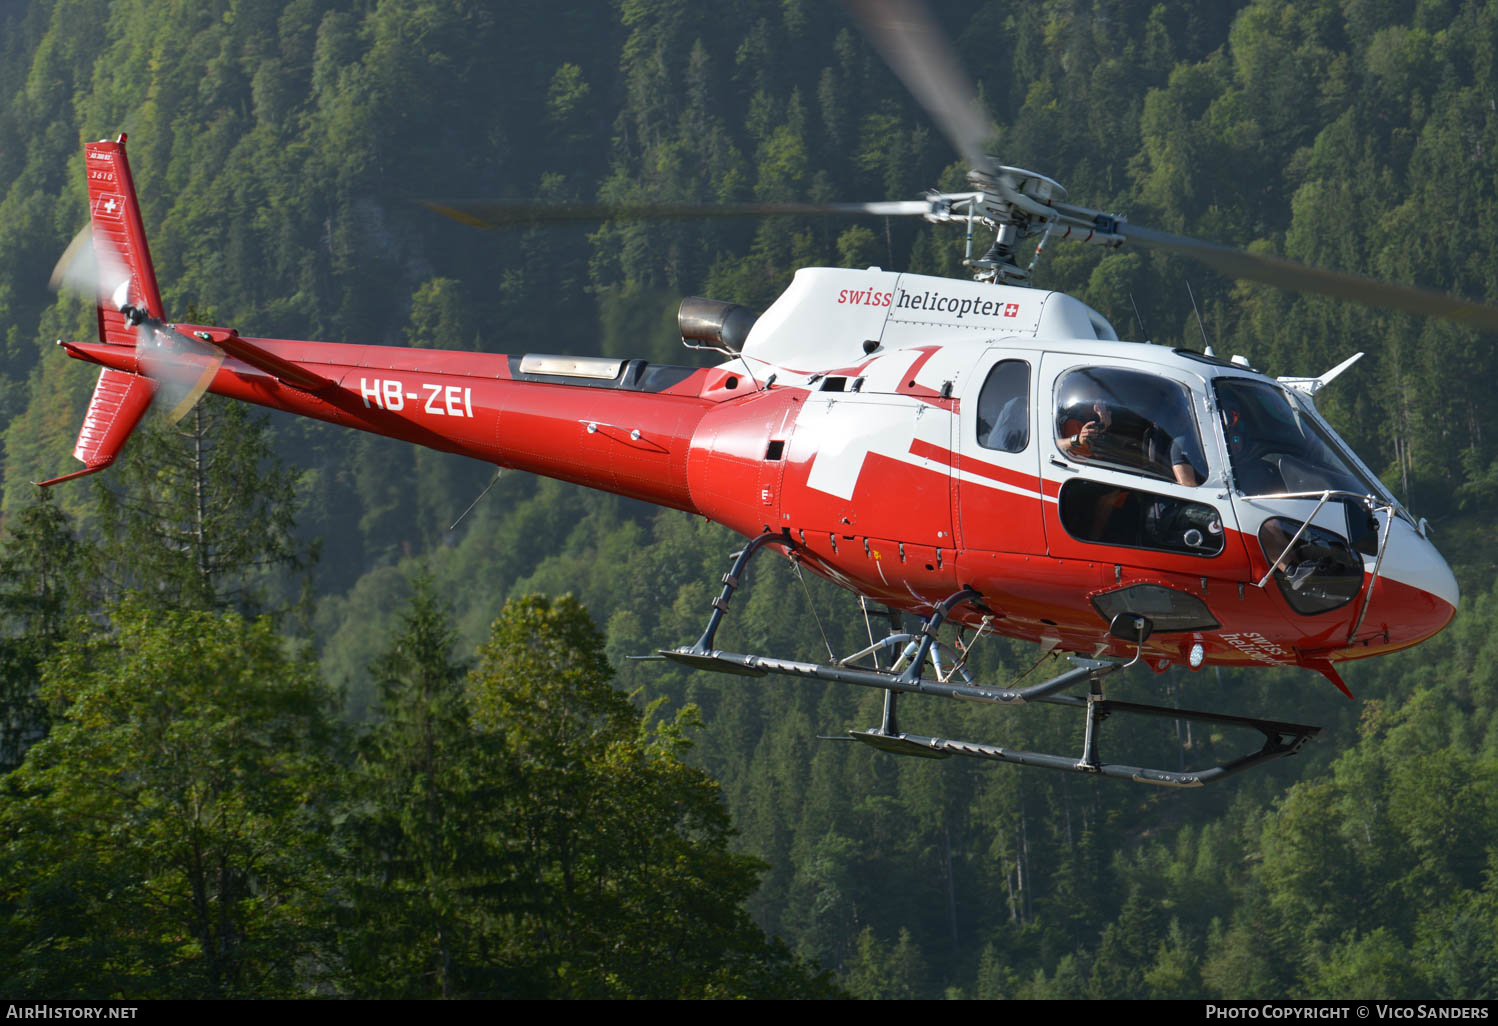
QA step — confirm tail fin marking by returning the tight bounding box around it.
[84,134,163,345]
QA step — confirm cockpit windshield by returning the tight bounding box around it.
[1213,378,1388,500]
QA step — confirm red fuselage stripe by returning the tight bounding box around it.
[907,437,1049,496]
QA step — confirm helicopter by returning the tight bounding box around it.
[41,0,1490,787]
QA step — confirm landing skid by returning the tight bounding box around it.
[660,533,1322,788]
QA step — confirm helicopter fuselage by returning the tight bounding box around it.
[62,263,1459,685]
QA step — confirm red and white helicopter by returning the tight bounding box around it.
[43,2,1491,786]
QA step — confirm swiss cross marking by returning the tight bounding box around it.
[1003,303,1019,317]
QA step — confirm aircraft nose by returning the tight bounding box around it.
[1358,515,1459,649]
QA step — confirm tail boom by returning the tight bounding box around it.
[57,335,717,513]
[51,135,721,515]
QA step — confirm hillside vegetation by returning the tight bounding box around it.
[1,0,1496,998]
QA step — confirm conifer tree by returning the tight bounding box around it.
[93,397,307,613]
[0,490,81,771]
[464,593,834,998]
[337,576,494,998]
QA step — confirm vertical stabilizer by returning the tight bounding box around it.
[40,136,163,486]
[84,134,163,345]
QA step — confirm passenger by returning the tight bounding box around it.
[1061,401,1203,487]
[985,395,1028,452]
[1058,401,1112,459]
[1157,431,1205,487]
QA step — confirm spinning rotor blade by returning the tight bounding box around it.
[135,321,225,425]
[427,0,1498,335]
[1125,223,1498,334]
[420,198,932,230]
[846,0,1498,331]
[49,223,133,311]
[51,226,224,424]
[842,0,999,176]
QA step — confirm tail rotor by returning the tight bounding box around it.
[49,223,224,425]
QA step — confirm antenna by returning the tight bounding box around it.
[449,468,504,532]
[1128,292,1147,341]
[1186,281,1212,355]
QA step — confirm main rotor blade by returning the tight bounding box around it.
[1126,224,1498,334]
[420,199,932,230]
[842,0,999,175]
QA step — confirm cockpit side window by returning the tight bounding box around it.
[1054,367,1204,485]
[976,359,1030,453]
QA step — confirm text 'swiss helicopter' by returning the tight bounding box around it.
[44,1,1489,786]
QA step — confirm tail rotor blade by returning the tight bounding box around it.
[153,348,224,425]
[49,223,133,310]
[134,320,225,425]
[52,224,226,422]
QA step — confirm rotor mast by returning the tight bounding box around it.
[923,166,1129,286]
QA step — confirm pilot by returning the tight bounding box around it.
[1220,401,1283,494]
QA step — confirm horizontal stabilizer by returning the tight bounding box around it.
[37,368,155,486]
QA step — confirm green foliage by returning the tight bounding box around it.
[844,926,930,1000]
[0,489,82,771]
[3,0,1498,1001]
[92,398,308,613]
[462,593,832,998]
[337,575,484,997]
[337,586,833,998]
[0,600,339,998]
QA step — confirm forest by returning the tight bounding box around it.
[1,0,1497,1000]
